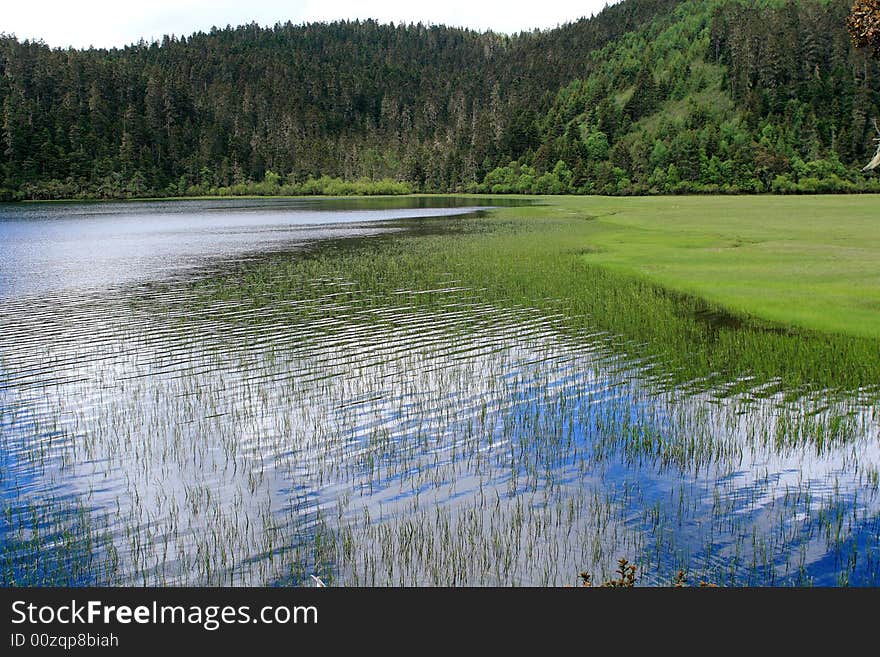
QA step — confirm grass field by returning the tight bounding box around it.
[491,195,880,339]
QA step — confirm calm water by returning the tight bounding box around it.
[1,197,878,586]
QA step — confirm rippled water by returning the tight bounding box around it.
[0,198,486,297]
[1,198,878,586]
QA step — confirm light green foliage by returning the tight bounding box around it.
[190,175,413,197]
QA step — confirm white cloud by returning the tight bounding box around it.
[2,0,617,49]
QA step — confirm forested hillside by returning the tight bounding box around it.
[2,0,879,199]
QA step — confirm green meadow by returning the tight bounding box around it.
[493,194,880,340]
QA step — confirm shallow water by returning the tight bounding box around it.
[0,198,486,298]
[1,197,878,586]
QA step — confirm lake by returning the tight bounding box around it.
[1,196,878,586]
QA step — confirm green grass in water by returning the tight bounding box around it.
[194,194,880,396]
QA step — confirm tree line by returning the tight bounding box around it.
[2,0,879,200]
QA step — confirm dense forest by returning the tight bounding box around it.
[2,0,880,199]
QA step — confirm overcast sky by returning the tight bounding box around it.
[2,1,620,49]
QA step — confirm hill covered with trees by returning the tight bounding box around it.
[2,0,879,199]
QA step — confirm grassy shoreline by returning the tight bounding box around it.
[12,192,880,340]
[489,194,880,340]
[189,194,880,394]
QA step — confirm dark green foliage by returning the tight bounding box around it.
[1,0,878,198]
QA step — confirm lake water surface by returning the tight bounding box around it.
[1,197,878,586]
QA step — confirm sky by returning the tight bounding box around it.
[2,0,619,49]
